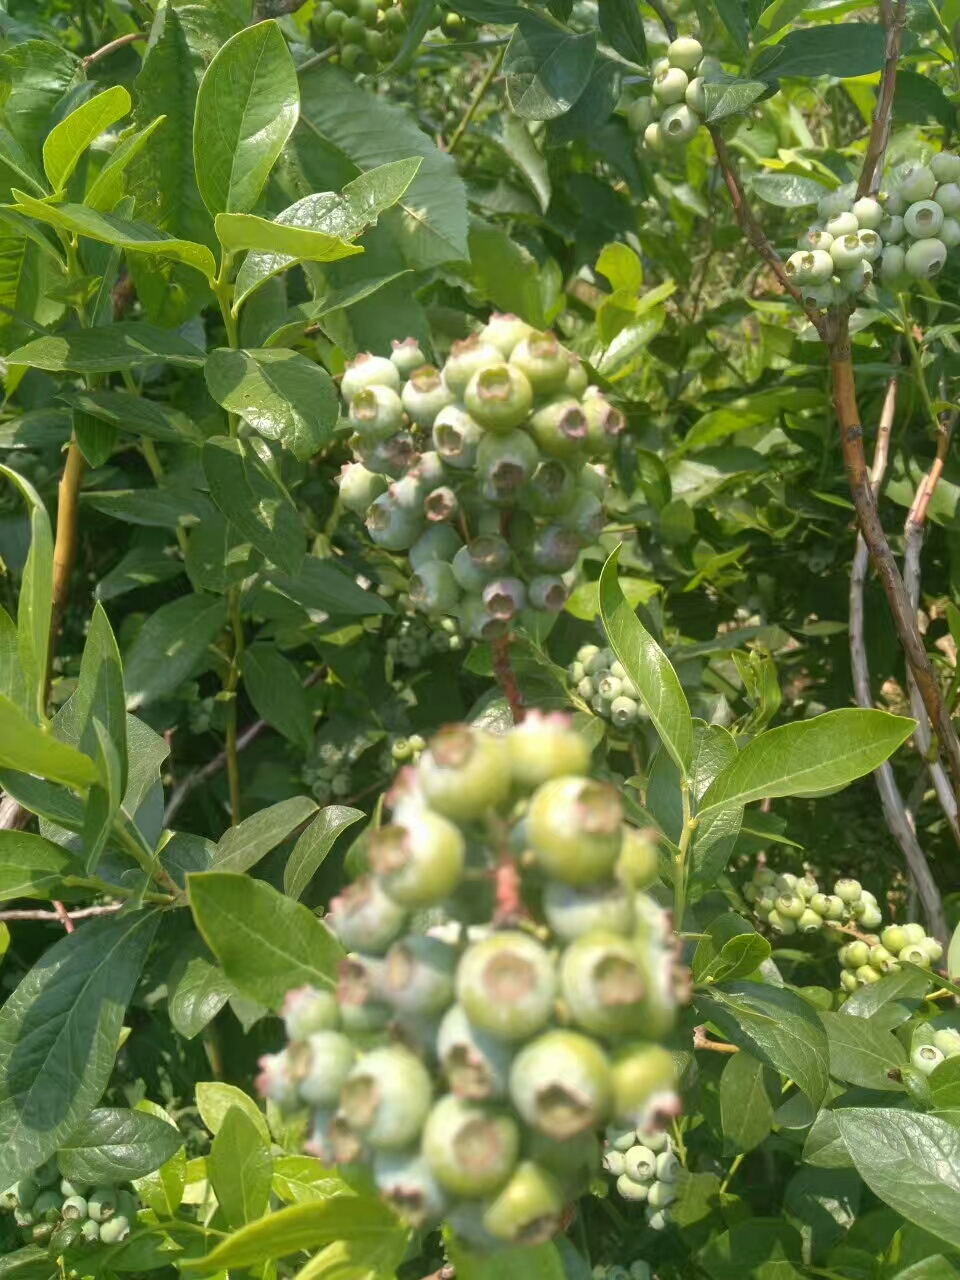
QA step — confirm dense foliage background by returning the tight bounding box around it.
[4,0,960,1276]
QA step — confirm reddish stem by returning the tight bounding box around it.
[491,632,524,723]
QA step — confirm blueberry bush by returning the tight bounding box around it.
[3,1,960,1278]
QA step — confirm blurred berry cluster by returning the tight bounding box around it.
[310,0,478,72]
[603,1125,679,1229]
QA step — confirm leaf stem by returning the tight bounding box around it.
[224,586,245,826]
[719,1150,745,1195]
[447,46,504,155]
[673,779,695,926]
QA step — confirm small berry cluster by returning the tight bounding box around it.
[603,1125,679,1230]
[259,717,683,1252]
[0,1161,138,1252]
[337,318,621,642]
[633,37,710,152]
[912,1025,960,1076]
[386,614,462,672]
[569,644,642,730]
[788,153,960,309]
[310,0,477,72]
[838,922,942,993]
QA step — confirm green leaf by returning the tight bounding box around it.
[0,607,29,717]
[818,1010,906,1091]
[0,229,49,354]
[185,512,262,595]
[894,70,956,130]
[698,709,915,817]
[596,242,642,294]
[0,694,99,788]
[682,387,824,451]
[719,1050,773,1154]
[85,115,166,214]
[202,436,306,577]
[754,23,886,79]
[268,555,391,618]
[193,20,299,216]
[212,796,318,874]
[296,67,468,268]
[59,388,201,444]
[195,1082,270,1145]
[42,86,131,192]
[73,408,116,469]
[182,1195,403,1269]
[56,601,128,797]
[461,216,553,329]
[209,1107,272,1228]
[10,192,217,282]
[597,310,665,380]
[715,0,749,52]
[695,980,830,1105]
[96,544,184,602]
[597,0,646,65]
[132,1101,186,1218]
[598,545,692,772]
[167,941,235,1040]
[263,271,412,347]
[6,322,205,372]
[272,1155,346,1204]
[834,1108,960,1250]
[0,125,46,197]
[189,872,343,1008]
[0,910,158,1188]
[0,830,78,902]
[709,932,771,983]
[503,14,597,121]
[57,1107,184,1184]
[241,645,315,751]
[446,1235,565,1280]
[216,210,362,266]
[948,920,960,981]
[122,593,228,710]
[840,965,932,1018]
[204,347,339,460]
[284,806,365,900]
[0,40,81,159]
[0,464,52,721]
[754,0,811,37]
[702,79,769,123]
[752,173,827,207]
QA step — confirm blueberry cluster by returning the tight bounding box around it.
[911,1025,960,1076]
[259,717,683,1252]
[337,318,621,641]
[569,644,643,730]
[632,37,710,152]
[788,153,960,309]
[603,1125,679,1230]
[310,0,478,72]
[386,614,463,672]
[838,922,942,993]
[0,1160,138,1252]
[302,729,424,805]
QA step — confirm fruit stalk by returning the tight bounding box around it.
[491,632,525,723]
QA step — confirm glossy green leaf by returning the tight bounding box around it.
[96,544,185,602]
[719,1050,773,1154]
[42,85,131,192]
[698,709,915,817]
[0,830,77,902]
[188,871,343,1009]
[132,1101,187,1218]
[0,464,52,720]
[597,0,646,65]
[10,191,217,281]
[268,556,393,617]
[0,694,99,788]
[204,347,339,460]
[57,1107,184,1184]
[598,545,692,772]
[462,216,552,329]
[0,40,80,157]
[819,1010,906,1091]
[6,322,205,372]
[195,1082,270,1145]
[193,20,299,216]
[123,593,228,710]
[703,79,769,123]
[754,23,886,79]
[184,512,262,595]
[201,436,305,577]
[834,1108,960,1249]
[683,387,824,451]
[85,115,166,213]
[284,806,365,900]
[446,1235,565,1280]
[215,211,363,268]
[695,980,830,1105]
[272,1155,346,1205]
[59,388,201,444]
[503,14,597,120]
[241,645,315,752]
[752,173,827,207]
[0,910,158,1188]
[209,1107,272,1228]
[212,796,317,875]
[0,608,29,717]
[167,942,235,1040]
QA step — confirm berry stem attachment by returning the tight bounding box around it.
[492,632,525,723]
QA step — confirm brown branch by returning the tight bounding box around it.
[81,31,145,68]
[693,1025,738,1055]
[491,632,525,723]
[0,902,124,924]
[831,320,960,800]
[856,0,908,198]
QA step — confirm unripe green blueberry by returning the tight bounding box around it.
[337,953,392,1034]
[355,431,417,478]
[293,1031,356,1107]
[528,775,623,885]
[341,351,400,402]
[643,121,664,151]
[59,1194,87,1221]
[328,877,406,954]
[523,522,580,574]
[432,405,482,469]
[627,97,654,133]
[798,227,833,252]
[340,1045,433,1150]
[543,881,633,944]
[481,576,525,624]
[655,1150,680,1182]
[409,559,460,615]
[508,711,591,789]
[881,244,907,280]
[933,1027,960,1056]
[527,397,588,460]
[13,1178,38,1210]
[902,923,927,946]
[617,1172,649,1201]
[659,103,700,144]
[817,190,850,220]
[936,181,960,215]
[835,878,862,904]
[419,725,512,820]
[97,1214,130,1244]
[857,229,882,262]
[401,364,454,427]
[653,65,688,105]
[624,1144,656,1181]
[597,674,622,700]
[383,4,406,30]
[338,461,387,514]
[365,493,423,551]
[754,868,776,887]
[898,162,937,202]
[373,1150,447,1228]
[607,1122,639,1153]
[410,523,461,571]
[797,908,823,934]
[868,943,895,969]
[604,1148,626,1175]
[438,1004,514,1100]
[450,535,511,592]
[87,1188,119,1223]
[941,216,960,246]
[776,893,805,921]
[372,804,465,908]
[527,574,568,612]
[912,1043,945,1075]
[443,335,504,396]
[422,1095,520,1196]
[900,943,932,967]
[383,935,457,1017]
[855,964,881,985]
[796,874,819,900]
[825,211,859,239]
[482,1159,564,1245]
[879,212,905,242]
[924,937,944,963]
[904,199,944,239]
[510,1029,611,1139]
[685,76,705,114]
[609,1043,679,1131]
[478,431,539,503]
[766,908,795,935]
[349,383,403,441]
[774,872,797,893]
[880,924,907,955]
[390,336,426,376]
[857,902,883,929]
[839,969,858,993]
[80,1218,100,1242]
[581,389,626,454]
[479,312,535,358]
[256,1048,298,1108]
[560,929,651,1036]
[457,931,556,1041]
[325,9,346,36]
[830,233,866,271]
[608,696,638,728]
[851,195,882,228]
[647,1179,677,1209]
[558,487,604,541]
[785,250,812,283]
[465,363,534,431]
[458,593,504,642]
[840,940,870,969]
[509,332,571,394]
[667,35,703,70]
[340,13,365,39]
[565,356,589,395]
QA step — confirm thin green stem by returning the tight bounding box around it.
[719,1150,744,1195]
[673,780,696,926]
[448,46,504,154]
[899,294,941,435]
[111,820,181,896]
[62,874,175,905]
[224,586,245,826]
